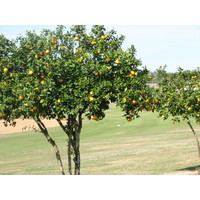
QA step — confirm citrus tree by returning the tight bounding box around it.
[1,25,150,175]
[154,67,200,165]
[0,34,17,125]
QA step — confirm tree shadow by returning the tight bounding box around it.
[177,165,200,172]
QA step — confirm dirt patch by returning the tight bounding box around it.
[0,119,60,135]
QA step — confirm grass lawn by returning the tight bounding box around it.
[0,103,199,175]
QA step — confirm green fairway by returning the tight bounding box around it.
[0,103,199,175]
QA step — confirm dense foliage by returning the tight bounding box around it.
[0,25,150,174]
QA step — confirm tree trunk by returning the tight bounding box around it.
[73,131,81,175]
[56,118,72,175]
[68,139,72,175]
[69,114,82,175]
[57,114,82,175]
[35,116,65,175]
[187,120,200,175]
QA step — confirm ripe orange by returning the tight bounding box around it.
[19,95,24,100]
[123,97,127,102]
[35,55,39,59]
[45,50,50,54]
[74,36,79,41]
[126,117,132,122]
[128,73,133,77]
[3,82,7,86]
[153,100,159,104]
[106,58,111,62]
[101,35,108,39]
[91,115,98,120]
[52,40,58,44]
[58,79,64,83]
[132,100,137,104]
[115,59,121,64]
[91,41,97,45]
[90,91,94,95]
[130,71,136,75]
[198,98,200,102]
[94,72,99,76]
[89,97,95,102]
[145,99,149,103]
[0,62,3,66]
[3,68,8,72]
[40,75,45,79]
[40,80,45,85]
[28,70,34,75]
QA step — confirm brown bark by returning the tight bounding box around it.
[187,120,200,175]
[57,114,82,175]
[35,116,65,175]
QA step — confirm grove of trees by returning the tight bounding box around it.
[0,25,199,174]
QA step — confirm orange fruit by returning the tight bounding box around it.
[3,68,8,72]
[52,40,58,44]
[132,100,137,104]
[89,97,95,102]
[19,95,24,100]
[153,100,159,104]
[106,58,111,62]
[28,70,34,75]
[74,36,79,41]
[91,115,98,120]
[115,59,121,64]
[126,117,132,122]
[94,72,99,76]
[45,50,50,54]
[58,79,64,83]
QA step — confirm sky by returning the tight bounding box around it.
[1,25,200,72]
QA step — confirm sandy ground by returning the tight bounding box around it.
[0,119,60,135]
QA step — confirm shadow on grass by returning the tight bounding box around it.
[177,165,200,172]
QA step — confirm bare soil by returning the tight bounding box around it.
[0,119,60,135]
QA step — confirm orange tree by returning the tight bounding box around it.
[0,34,18,125]
[1,25,150,175]
[154,67,200,164]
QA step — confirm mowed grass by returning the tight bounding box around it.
[0,103,199,175]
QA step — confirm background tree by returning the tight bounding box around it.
[154,67,200,171]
